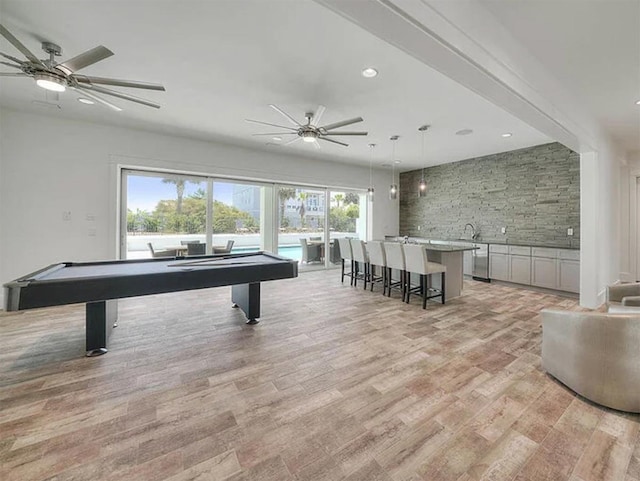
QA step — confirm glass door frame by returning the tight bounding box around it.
[274,184,368,269]
[118,165,368,270]
[119,167,274,259]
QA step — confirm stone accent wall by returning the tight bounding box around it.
[399,142,580,247]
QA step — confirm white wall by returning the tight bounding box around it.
[623,153,640,282]
[0,108,399,307]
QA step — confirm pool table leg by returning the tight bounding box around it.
[231,283,261,324]
[85,299,118,356]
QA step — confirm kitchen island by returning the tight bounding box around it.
[382,238,477,299]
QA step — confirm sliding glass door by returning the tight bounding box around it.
[122,169,368,271]
[123,172,207,259]
[211,180,263,255]
[122,170,268,259]
[276,186,327,271]
[329,190,367,265]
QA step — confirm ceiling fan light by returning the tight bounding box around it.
[35,73,66,92]
[302,131,316,142]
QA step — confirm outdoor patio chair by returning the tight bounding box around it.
[187,243,206,255]
[213,240,234,254]
[147,243,177,258]
[300,238,322,263]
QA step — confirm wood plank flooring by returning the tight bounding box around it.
[1,270,638,481]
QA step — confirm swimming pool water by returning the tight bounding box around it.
[232,245,302,260]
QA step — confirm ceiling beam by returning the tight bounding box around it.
[315,0,608,153]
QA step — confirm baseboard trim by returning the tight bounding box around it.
[488,279,578,299]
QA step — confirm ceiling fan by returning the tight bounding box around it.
[246,104,368,148]
[0,23,165,111]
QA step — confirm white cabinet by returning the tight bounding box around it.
[532,257,559,289]
[509,255,532,285]
[463,250,473,276]
[488,245,579,293]
[490,253,509,281]
[558,259,580,292]
[490,252,531,284]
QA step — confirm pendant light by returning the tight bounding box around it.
[418,125,429,197]
[389,135,399,200]
[367,143,375,202]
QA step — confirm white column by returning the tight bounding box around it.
[260,185,276,252]
[580,151,599,308]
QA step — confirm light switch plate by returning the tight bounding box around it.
[567,228,574,236]
[501,227,506,234]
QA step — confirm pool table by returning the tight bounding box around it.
[4,252,298,356]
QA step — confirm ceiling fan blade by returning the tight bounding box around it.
[0,61,21,69]
[0,24,45,67]
[245,119,297,131]
[0,51,25,65]
[284,137,301,146]
[320,131,368,136]
[311,105,326,126]
[83,84,160,108]
[56,46,113,75]
[312,139,321,150]
[251,132,297,136]
[318,137,349,147]
[0,72,27,77]
[269,104,302,127]
[319,117,364,131]
[74,75,165,91]
[73,86,123,111]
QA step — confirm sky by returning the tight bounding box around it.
[127,175,234,212]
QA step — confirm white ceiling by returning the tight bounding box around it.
[480,0,640,154]
[0,0,554,170]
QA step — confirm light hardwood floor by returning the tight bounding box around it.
[1,270,639,481]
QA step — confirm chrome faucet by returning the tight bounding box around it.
[464,223,479,240]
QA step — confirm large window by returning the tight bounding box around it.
[329,190,367,265]
[120,169,367,271]
[122,171,267,259]
[123,172,207,259]
[277,186,326,271]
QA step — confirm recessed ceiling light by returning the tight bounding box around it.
[636,100,640,105]
[394,160,401,164]
[272,136,282,141]
[456,129,473,136]
[77,97,95,105]
[362,67,378,78]
[501,132,513,138]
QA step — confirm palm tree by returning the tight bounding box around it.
[162,178,189,215]
[278,187,297,227]
[297,192,308,228]
[333,193,344,208]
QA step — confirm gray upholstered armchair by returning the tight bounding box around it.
[541,309,640,413]
[607,282,640,311]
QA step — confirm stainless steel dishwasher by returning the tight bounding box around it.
[472,243,490,281]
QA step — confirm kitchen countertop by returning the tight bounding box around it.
[376,239,477,252]
[388,237,580,251]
